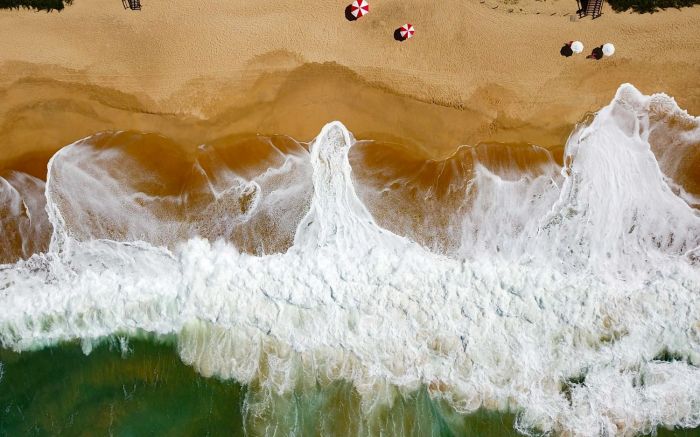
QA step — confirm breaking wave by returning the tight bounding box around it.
[1,84,699,436]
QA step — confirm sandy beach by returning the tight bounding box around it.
[1,0,699,176]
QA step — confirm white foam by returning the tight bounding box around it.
[1,84,699,436]
[46,132,312,255]
[0,171,50,262]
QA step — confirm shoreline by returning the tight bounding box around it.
[1,0,700,175]
[0,61,693,180]
[0,61,576,178]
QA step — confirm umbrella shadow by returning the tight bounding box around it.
[560,43,573,57]
[587,45,604,60]
[394,28,405,42]
[345,5,358,21]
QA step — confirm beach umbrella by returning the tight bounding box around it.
[602,43,615,57]
[399,23,415,40]
[571,41,584,54]
[350,0,370,18]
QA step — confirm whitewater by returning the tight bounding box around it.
[1,84,699,436]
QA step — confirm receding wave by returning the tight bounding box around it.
[0,84,699,436]
[0,170,50,264]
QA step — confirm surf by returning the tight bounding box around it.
[0,84,699,436]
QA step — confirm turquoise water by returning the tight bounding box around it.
[0,339,244,436]
[0,339,698,436]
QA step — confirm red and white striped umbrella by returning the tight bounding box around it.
[399,23,415,39]
[350,0,370,18]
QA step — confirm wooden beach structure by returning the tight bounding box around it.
[122,0,141,10]
[577,0,603,18]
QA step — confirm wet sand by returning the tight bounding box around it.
[1,0,700,176]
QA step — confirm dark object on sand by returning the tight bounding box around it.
[0,0,71,12]
[394,28,405,41]
[560,43,574,57]
[577,0,604,18]
[122,0,141,10]
[606,0,700,13]
[345,5,358,21]
[587,46,604,60]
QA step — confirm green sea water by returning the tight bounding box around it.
[0,339,697,436]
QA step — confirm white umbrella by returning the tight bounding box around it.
[571,41,584,54]
[602,43,615,57]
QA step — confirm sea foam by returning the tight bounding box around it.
[0,84,699,436]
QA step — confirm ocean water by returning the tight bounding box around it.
[0,339,526,436]
[0,84,699,436]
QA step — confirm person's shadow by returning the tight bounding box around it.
[394,28,405,41]
[560,43,573,57]
[345,5,358,21]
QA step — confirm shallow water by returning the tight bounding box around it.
[0,84,699,436]
[0,339,246,436]
[1,340,697,436]
[0,339,524,436]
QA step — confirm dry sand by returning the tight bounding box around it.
[1,0,699,176]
